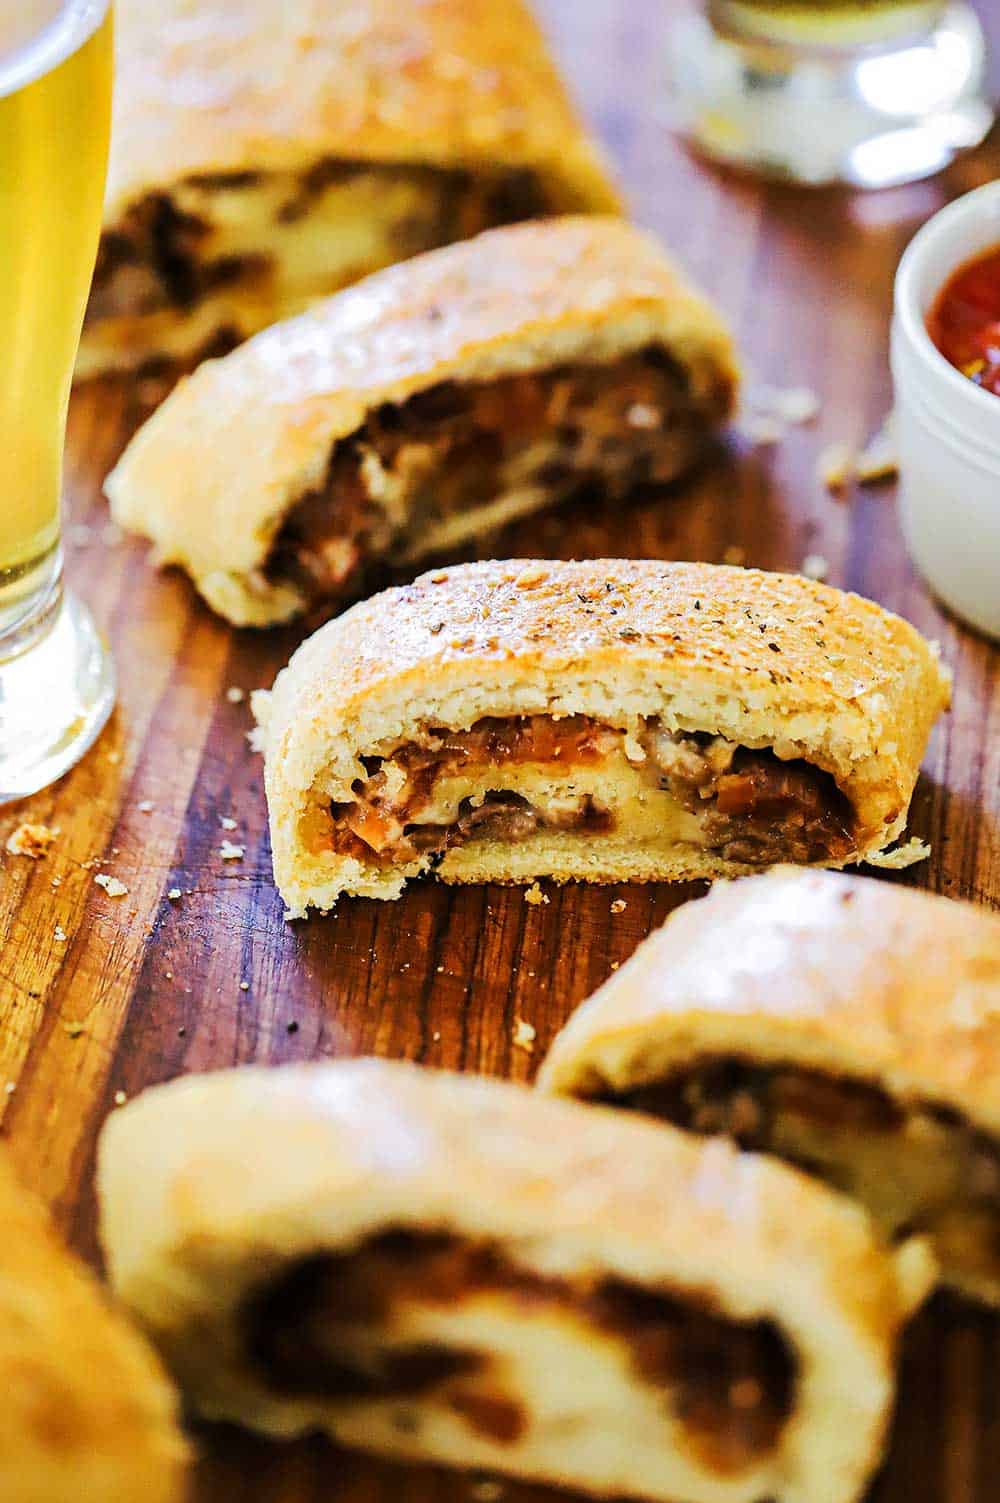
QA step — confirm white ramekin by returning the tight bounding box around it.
[892,181,1000,640]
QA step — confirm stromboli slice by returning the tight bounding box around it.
[540,867,1000,1305]
[0,1148,188,1503]
[97,1058,931,1503]
[105,218,737,625]
[79,0,620,382]
[250,558,950,914]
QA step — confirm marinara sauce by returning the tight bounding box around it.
[927,244,1000,398]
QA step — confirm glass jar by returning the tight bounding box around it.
[667,0,993,187]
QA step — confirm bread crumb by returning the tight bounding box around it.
[239,980,250,992]
[113,1090,127,1106]
[737,414,783,447]
[722,545,745,566]
[94,873,128,898]
[524,882,549,906]
[609,961,620,971]
[51,875,61,888]
[63,1021,85,1039]
[766,385,820,425]
[858,413,898,484]
[801,553,829,581]
[4,1082,15,1096]
[626,401,660,430]
[470,1483,505,1502]
[818,441,856,492]
[433,1030,441,1042]
[219,840,245,861]
[610,898,627,914]
[6,822,59,858]
[167,887,182,901]
[54,926,67,943]
[865,838,932,870]
[513,1018,536,1053]
[225,685,245,704]
[220,816,238,831]
[137,799,155,814]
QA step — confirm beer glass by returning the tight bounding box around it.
[0,1,113,803]
[668,1,992,187]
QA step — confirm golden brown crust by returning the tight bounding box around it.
[0,1149,188,1503]
[106,217,738,625]
[98,1058,922,1503]
[539,868,1000,1135]
[106,0,620,226]
[250,558,950,914]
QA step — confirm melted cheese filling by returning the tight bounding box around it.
[617,1062,1000,1302]
[245,1231,796,1482]
[317,716,856,871]
[79,163,547,375]
[263,350,715,611]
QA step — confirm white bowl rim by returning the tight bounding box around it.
[895,180,1000,425]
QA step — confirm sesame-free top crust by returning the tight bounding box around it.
[540,868,1000,1138]
[106,218,738,625]
[97,1058,928,1503]
[251,559,950,914]
[106,0,621,227]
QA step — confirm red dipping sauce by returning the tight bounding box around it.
[927,243,1000,398]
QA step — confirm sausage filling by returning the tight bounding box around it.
[320,715,855,869]
[245,1227,796,1472]
[262,348,728,608]
[612,1059,1000,1295]
[85,160,549,355]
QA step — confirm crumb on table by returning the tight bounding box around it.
[6,822,59,858]
[513,1018,536,1053]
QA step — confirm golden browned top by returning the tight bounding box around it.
[98,1058,913,1356]
[107,0,620,222]
[107,217,738,594]
[539,868,1000,1135]
[256,558,949,867]
[0,1150,188,1503]
[271,558,944,729]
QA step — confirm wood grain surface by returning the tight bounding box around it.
[3,2,1000,1499]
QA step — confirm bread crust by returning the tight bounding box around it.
[105,0,620,228]
[539,867,1000,1137]
[106,217,738,624]
[0,1149,188,1503]
[83,0,620,377]
[97,1058,925,1503]
[250,558,950,914]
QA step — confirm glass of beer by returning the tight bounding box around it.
[0,1,114,803]
[667,1,992,187]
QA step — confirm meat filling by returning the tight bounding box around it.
[264,349,725,605]
[322,715,855,868]
[245,1227,796,1473]
[613,1059,1000,1294]
[87,160,549,328]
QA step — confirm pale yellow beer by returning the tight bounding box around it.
[0,2,112,603]
[714,0,945,45]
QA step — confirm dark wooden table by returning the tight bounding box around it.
[3,2,1000,1499]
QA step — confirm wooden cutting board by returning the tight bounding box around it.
[2,2,999,1498]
